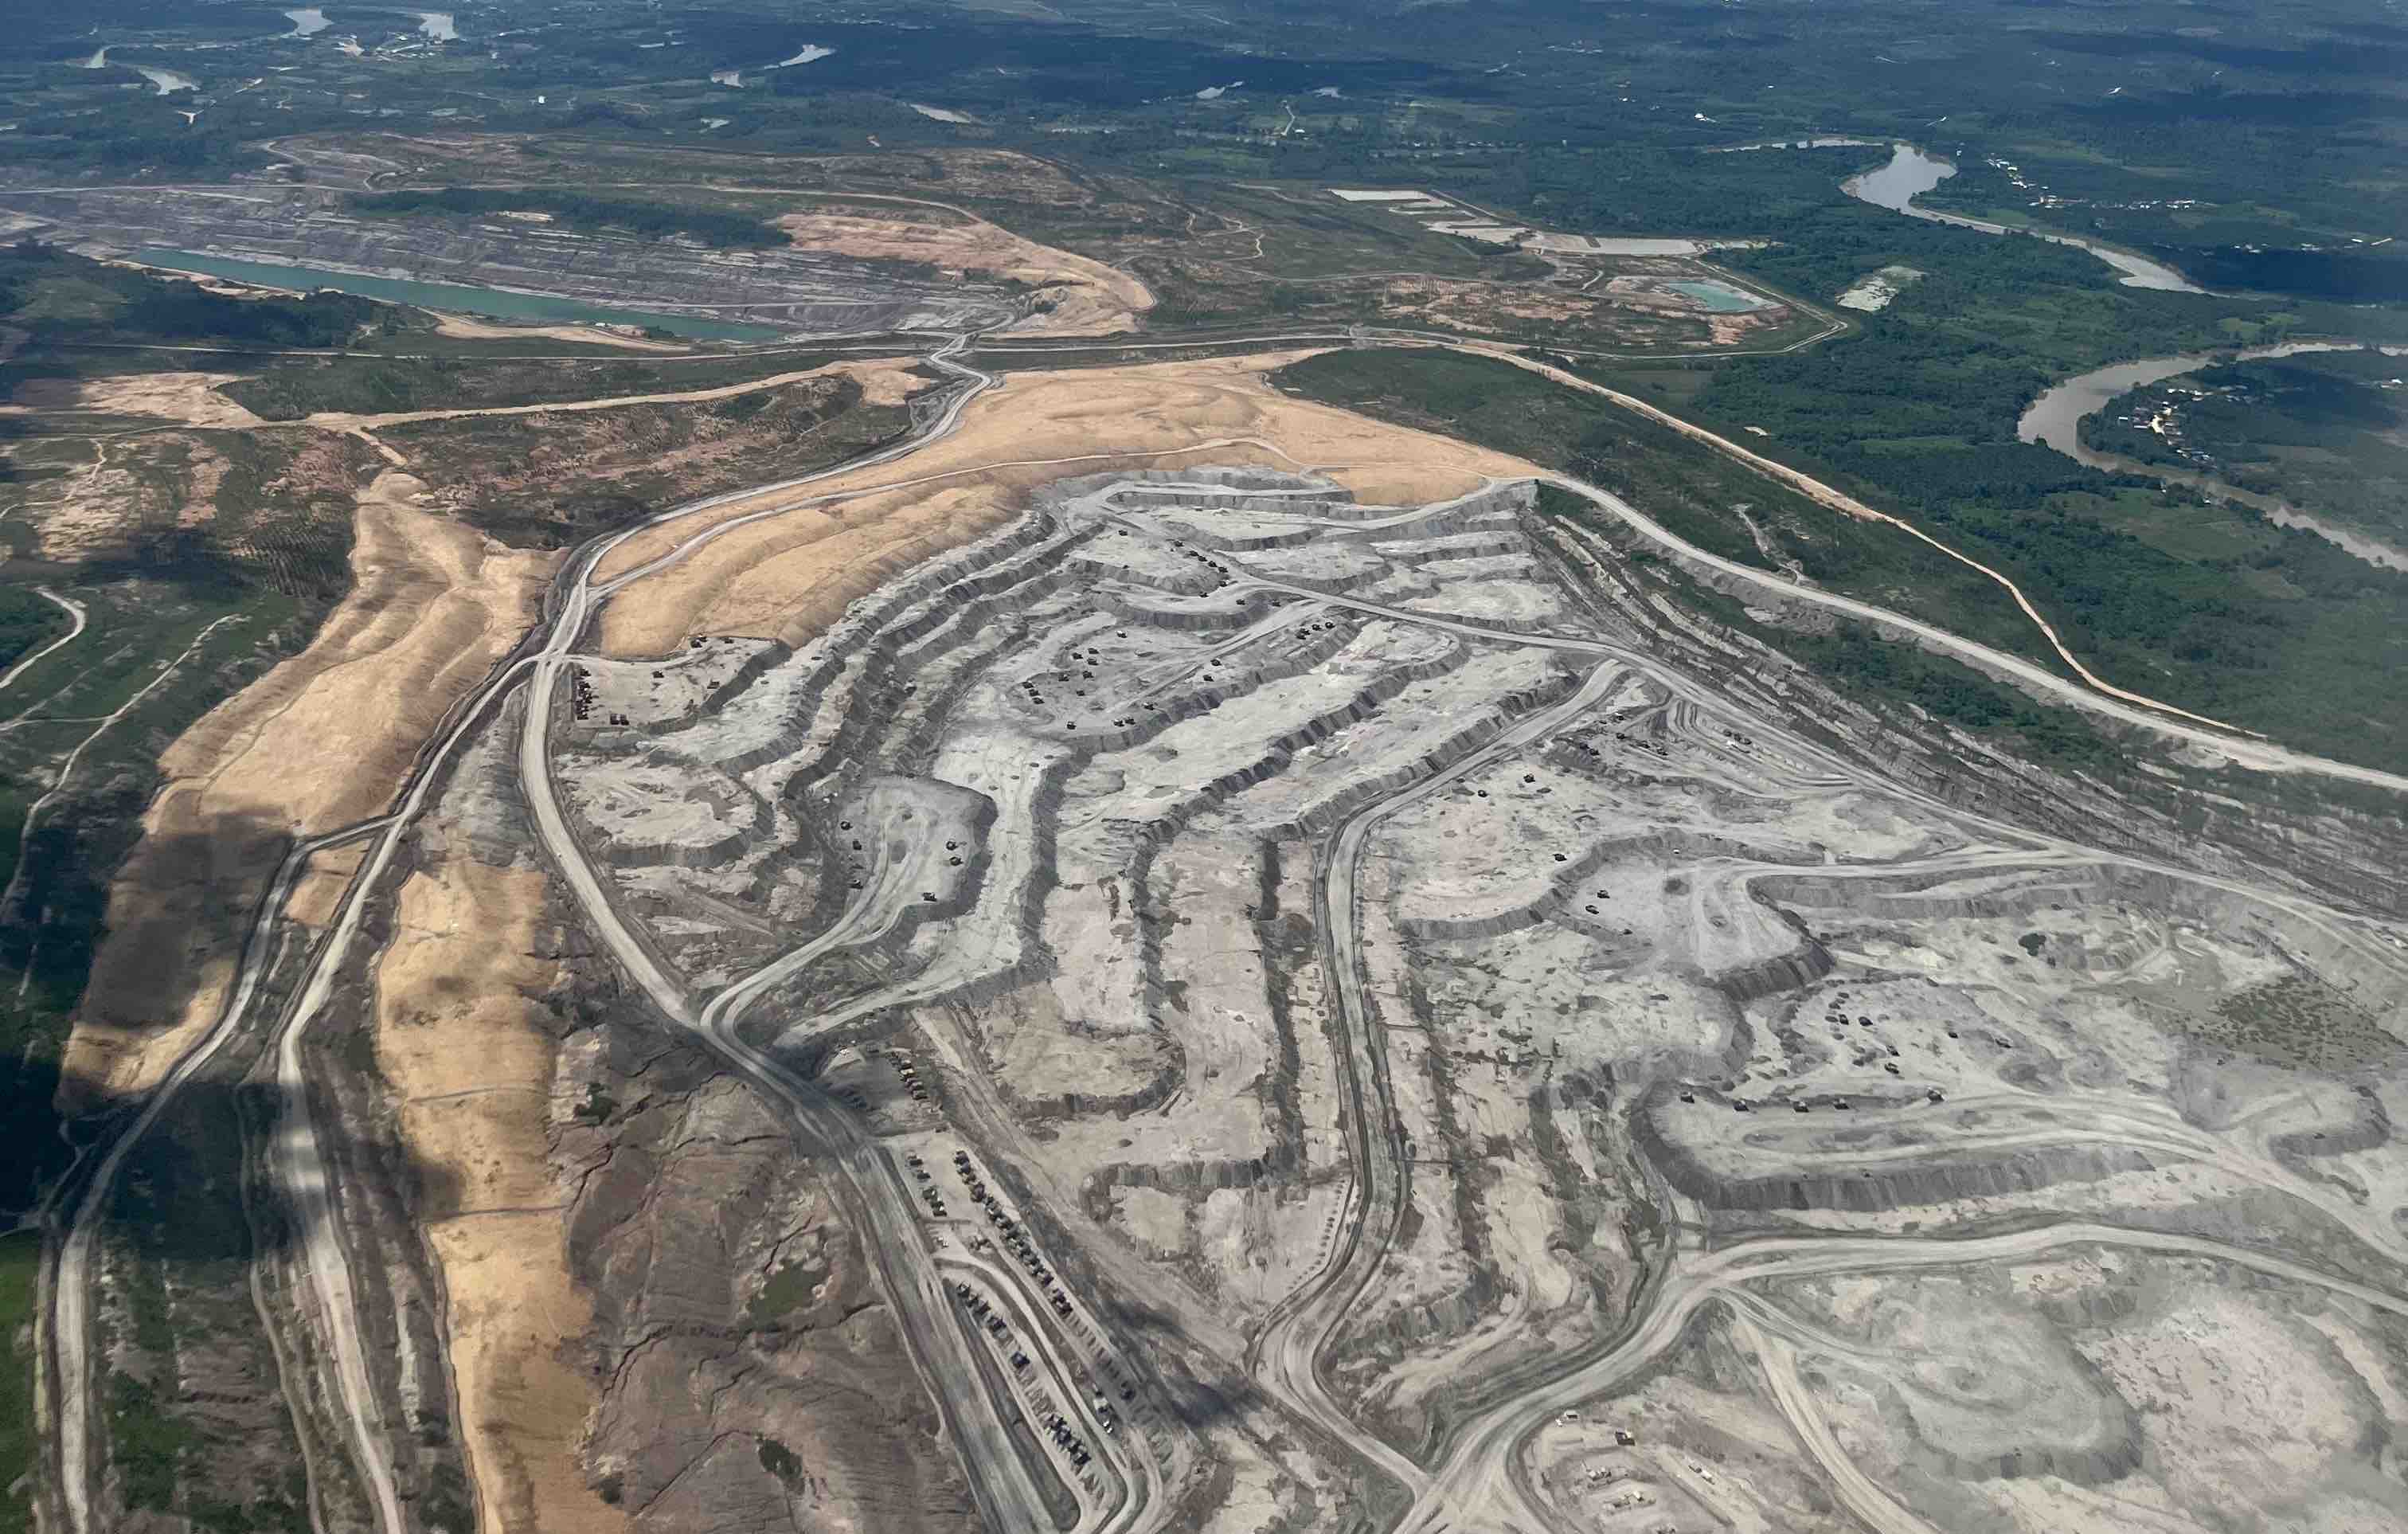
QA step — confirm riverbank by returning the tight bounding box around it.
[2018,343,2408,572]
[1843,143,2204,294]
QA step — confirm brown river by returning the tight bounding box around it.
[2016,344,2408,573]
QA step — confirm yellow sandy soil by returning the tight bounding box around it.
[24,433,231,561]
[284,844,365,931]
[429,312,690,352]
[593,348,1522,655]
[1,371,264,429]
[305,358,917,432]
[776,207,1154,336]
[66,472,553,1105]
[376,858,627,1534]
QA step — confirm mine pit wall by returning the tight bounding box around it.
[1263,671,1581,843]
[786,473,1593,1314]
[1818,1325,2148,1488]
[2269,1086,2392,1169]
[1630,1094,2165,1215]
[1010,1027,1189,1125]
[1545,509,2408,917]
[577,511,1086,929]
[699,514,1071,781]
[1761,856,2403,1028]
[759,787,1007,1024]
[694,639,796,718]
[580,775,767,871]
[1711,921,1837,1008]
[421,709,989,1530]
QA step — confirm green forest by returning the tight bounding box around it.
[349,187,792,250]
[0,240,393,362]
[1278,346,2408,773]
[2082,352,2408,545]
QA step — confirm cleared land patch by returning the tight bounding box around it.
[592,348,1530,655]
[70,471,551,1104]
[374,854,625,1534]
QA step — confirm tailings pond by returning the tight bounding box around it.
[139,250,789,342]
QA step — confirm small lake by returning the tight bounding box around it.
[138,250,792,342]
[2019,342,2408,572]
[135,67,197,96]
[284,9,330,38]
[1668,279,1767,314]
[1843,143,2203,294]
[1843,143,1954,214]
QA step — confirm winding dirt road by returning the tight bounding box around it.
[1245,663,1632,1504]
[0,588,87,695]
[46,815,389,1534]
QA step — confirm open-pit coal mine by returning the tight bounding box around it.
[44,453,2408,1534]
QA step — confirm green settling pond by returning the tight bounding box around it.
[1667,279,1769,313]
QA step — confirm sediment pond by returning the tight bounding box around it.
[1667,279,1767,313]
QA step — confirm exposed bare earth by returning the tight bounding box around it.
[68,471,552,1104]
[595,349,1519,654]
[2,370,264,429]
[430,312,690,351]
[307,358,919,432]
[775,209,1154,335]
[534,432,2408,1534]
[45,280,2408,1534]
[374,855,627,1534]
[5,430,229,560]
